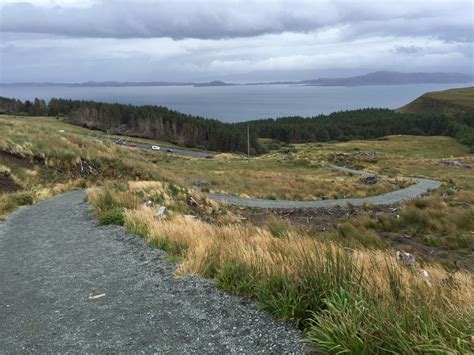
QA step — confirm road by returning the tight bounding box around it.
[208,165,441,209]
[98,136,442,209]
[108,138,216,158]
[0,190,303,353]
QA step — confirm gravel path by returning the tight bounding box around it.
[208,165,441,209]
[0,190,304,353]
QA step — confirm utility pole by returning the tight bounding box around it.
[247,124,250,159]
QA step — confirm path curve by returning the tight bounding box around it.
[0,190,303,353]
[208,165,441,209]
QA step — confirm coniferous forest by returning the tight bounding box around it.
[1,96,473,153]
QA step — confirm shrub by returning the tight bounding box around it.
[267,218,291,238]
[14,191,34,205]
[98,206,124,225]
[337,222,386,249]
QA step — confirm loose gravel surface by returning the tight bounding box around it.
[209,165,441,209]
[0,190,304,353]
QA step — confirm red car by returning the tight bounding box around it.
[129,143,137,148]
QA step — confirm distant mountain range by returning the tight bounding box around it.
[2,71,472,88]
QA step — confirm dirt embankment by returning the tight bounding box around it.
[0,174,19,193]
[0,150,38,169]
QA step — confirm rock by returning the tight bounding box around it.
[144,200,154,207]
[351,150,383,157]
[439,159,473,169]
[191,179,211,188]
[78,158,100,178]
[187,196,199,207]
[155,206,166,218]
[418,269,432,287]
[396,251,416,267]
[359,176,380,185]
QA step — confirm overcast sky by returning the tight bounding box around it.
[0,0,472,82]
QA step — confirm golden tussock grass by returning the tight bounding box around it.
[124,205,473,309]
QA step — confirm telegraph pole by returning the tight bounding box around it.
[247,124,250,159]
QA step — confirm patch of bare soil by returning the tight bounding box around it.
[234,204,473,271]
[380,231,473,271]
[439,159,473,169]
[0,150,38,169]
[233,204,400,231]
[0,174,20,193]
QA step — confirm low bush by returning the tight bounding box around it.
[98,206,125,225]
[14,191,34,205]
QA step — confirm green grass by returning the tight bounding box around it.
[3,115,181,148]
[98,206,125,225]
[398,86,474,115]
[2,114,406,202]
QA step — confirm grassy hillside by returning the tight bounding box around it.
[3,96,474,154]
[2,114,473,352]
[398,86,474,115]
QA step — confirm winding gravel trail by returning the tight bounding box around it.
[208,165,441,209]
[0,191,304,353]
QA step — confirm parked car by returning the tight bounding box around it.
[129,143,137,147]
[151,145,161,151]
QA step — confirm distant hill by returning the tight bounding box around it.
[301,71,473,86]
[2,71,472,88]
[398,87,474,115]
[193,81,235,87]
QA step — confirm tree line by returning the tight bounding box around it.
[0,97,261,153]
[1,97,473,153]
[238,109,474,150]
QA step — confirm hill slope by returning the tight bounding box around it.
[398,86,474,115]
[302,71,473,86]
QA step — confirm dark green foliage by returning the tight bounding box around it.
[98,206,125,225]
[239,109,474,150]
[147,238,187,259]
[0,97,47,116]
[14,191,34,205]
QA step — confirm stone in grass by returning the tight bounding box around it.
[359,176,380,185]
[144,200,154,207]
[396,250,416,267]
[187,196,199,207]
[155,206,167,218]
[191,179,211,188]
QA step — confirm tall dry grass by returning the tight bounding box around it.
[120,202,473,352]
[126,206,471,302]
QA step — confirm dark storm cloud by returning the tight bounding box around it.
[1,1,329,39]
[0,0,472,42]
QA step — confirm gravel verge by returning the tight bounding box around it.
[0,190,304,353]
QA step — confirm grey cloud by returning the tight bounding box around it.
[1,1,330,39]
[0,0,472,83]
[394,45,426,54]
[0,0,472,42]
